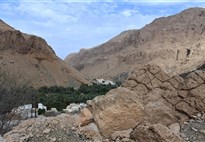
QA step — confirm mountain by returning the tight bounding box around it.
[65,7,205,82]
[0,20,88,87]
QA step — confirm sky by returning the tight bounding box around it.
[0,0,205,59]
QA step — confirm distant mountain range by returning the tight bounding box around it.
[65,7,205,82]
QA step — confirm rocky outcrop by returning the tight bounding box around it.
[87,87,145,137]
[122,64,205,120]
[65,7,205,82]
[3,108,103,142]
[3,114,84,142]
[0,20,88,87]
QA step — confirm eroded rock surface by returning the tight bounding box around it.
[130,124,184,142]
[87,87,145,137]
[123,64,205,120]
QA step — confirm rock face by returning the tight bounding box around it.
[87,87,145,137]
[0,20,88,87]
[65,7,205,82]
[122,64,205,120]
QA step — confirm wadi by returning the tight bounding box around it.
[1,7,205,142]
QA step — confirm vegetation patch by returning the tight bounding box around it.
[38,83,118,111]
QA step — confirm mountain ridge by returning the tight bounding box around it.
[0,19,89,87]
[65,7,205,82]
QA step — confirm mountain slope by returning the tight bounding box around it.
[0,20,88,87]
[65,7,205,82]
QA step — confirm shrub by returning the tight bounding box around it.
[38,108,45,115]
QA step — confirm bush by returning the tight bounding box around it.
[38,109,45,115]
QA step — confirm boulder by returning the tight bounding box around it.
[80,108,94,127]
[64,103,87,114]
[130,124,184,142]
[87,87,144,137]
[168,123,181,136]
[70,108,94,127]
[80,123,102,142]
[50,108,58,112]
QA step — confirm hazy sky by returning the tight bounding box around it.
[0,0,205,59]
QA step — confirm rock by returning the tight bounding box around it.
[121,138,134,142]
[80,108,94,127]
[43,128,51,134]
[51,137,56,142]
[88,87,144,137]
[168,123,181,135]
[130,124,184,142]
[69,108,94,127]
[175,101,198,117]
[199,129,205,134]
[80,123,102,142]
[102,139,110,142]
[3,114,85,142]
[111,129,133,140]
[144,101,181,126]
[64,103,87,114]
[0,135,6,142]
[180,115,205,142]
[50,108,58,112]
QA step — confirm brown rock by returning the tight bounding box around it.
[80,123,102,142]
[130,124,184,142]
[175,101,198,117]
[80,108,94,127]
[111,129,133,140]
[145,101,181,126]
[3,114,84,142]
[190,84,205,99]
[87,87,144,137]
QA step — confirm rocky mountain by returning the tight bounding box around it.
[0,20,88,87]
[65,7,205,82]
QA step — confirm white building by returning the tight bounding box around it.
[94,78,116,85]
